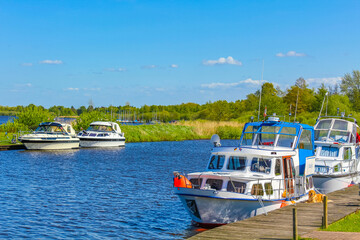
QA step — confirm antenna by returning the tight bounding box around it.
[257,60,264,121]
[318,92,328,119]
[325,93,329,116]
[294,88,299,122]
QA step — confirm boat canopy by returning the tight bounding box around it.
[87,121,121,133]
[39,122,62,127]
[240,119,315,175]
[240,120,314,150]
[314,118,360,143]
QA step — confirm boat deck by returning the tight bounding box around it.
[189,185,360,240]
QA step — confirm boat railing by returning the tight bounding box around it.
[190,175,307,200]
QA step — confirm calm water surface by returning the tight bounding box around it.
[0,116,14,125]
[0,140,238,239]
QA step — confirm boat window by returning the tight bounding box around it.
[314,130,328,141]
[241,133,255,145]
[227,181,246,193]
[78,132,83,136]
[227,156,246,170]
[206,179,223,190]
[275,158,281,175]
[251,158,271,174]
[255,133,276,146]
[208,155,225,169]
[264,182,273,195]
[280,127,296,135]
[320,146,339,157]
[82,133,89,137]
[315,120,332,130]
[343,148,352,160]
[87,125,114,132]
[251,184,264,196]
[298,130,313,150]
[189,178,203,189]
[277,135,295,148]
[334,164,341,172]
[329,130,349,142]
[89,133,97,137]
[333,120,348,131]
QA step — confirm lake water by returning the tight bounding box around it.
[0,116,14,125]
[0,139,239,239]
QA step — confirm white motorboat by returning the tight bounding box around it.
[173,117,316,226]
[78,121,125,147]
[313,117,360,194]
[18,122,79,150]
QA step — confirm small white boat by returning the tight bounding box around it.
[173,117,316,226]
[18,122,79,150]
[78,121,125,148]
[313,117,360,194]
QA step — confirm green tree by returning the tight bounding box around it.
[340,70,360,111]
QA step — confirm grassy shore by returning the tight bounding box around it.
[121,121,244,143]
[0,132,19,146]
[323,210,360,232]
[0,120,245,145]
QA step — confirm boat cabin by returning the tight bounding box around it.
[86,121,122,133]
[314,118,360,175]
[186,119,316,200]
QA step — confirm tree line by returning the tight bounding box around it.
[1,70,360,128]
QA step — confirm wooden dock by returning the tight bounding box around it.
[0,144,25,151]
[189,185,360,240]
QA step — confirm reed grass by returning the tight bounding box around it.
[175,120,244,139]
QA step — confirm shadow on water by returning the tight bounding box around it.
[0,139,238,239]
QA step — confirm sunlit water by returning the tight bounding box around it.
[0,139,238,239]
[0,116,14,125]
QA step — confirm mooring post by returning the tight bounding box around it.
[323,195,328,229]
[293,207,298,240]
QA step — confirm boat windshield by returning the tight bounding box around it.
[87,125,113,132]
[35,125,65,133]
[241,124,297,148]
[315,119,354,143]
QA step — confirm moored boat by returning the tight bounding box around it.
[78,121,125,147]
[18,122,79,150]
[313,116,360,194]
[173,117,316,226]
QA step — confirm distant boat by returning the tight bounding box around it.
[18,122,79,150]
[313,116,360,193]
[78,121,125,147]
[173,117,316,226]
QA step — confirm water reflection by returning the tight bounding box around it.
[0,140,238,239]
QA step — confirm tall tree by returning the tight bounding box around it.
[340,70,360,111]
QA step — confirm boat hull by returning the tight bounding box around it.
[174,188,305,225]
[79,138,125,148]
[21,139,79,150]
[313,173,360,194]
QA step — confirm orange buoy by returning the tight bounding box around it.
[173,173,192,188]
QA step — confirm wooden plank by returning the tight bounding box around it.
[189,185,360,240]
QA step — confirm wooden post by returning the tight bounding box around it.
[293,207,298,240]
[323,195,328,229]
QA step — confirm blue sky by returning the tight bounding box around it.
[0,0,359,107]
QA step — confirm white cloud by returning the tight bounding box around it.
[83,87,101,91]
[15,83,32,88]
[276,51,306,57]
[65,87,79,91]
[40,60,63,64]
[142,65,157,69]
[201,78,266,89]
[104,67,126,72]
[203,56,242,66]
[21,63,33,66]
[170,64,178,68]
[306,77,342,86]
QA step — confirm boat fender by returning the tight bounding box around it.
[173,172,192,189]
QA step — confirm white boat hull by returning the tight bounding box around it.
[22,140,79,150]
[313,174,360,194]
[79,138,125,148]
[175,188,308,225]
